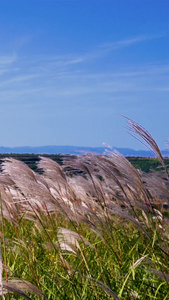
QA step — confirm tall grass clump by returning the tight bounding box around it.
[0,119,169,299]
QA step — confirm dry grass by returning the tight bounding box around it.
[0,118,169,299]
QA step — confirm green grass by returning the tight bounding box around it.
[1,209,169,299]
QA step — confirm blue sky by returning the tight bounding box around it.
[0,0,169,150]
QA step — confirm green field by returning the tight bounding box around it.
[0,153,169,173]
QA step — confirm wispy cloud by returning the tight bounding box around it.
[0,74,40,88]
[0,54,17,65]
[100,33,167,51]
[0,39,168,149]
[0,32,169,107]
[51,33,168,63]
[0,59,168,107]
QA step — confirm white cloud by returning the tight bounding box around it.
[0,33,168,108]
[0,56,169,104]
[0,74,39,88]
[0,54,17,65]
[100,33,167,51]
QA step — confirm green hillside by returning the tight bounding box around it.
[0,154,169,174]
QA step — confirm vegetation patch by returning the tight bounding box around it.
[0,119,169,299]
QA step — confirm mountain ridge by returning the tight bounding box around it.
[0,145,168,157]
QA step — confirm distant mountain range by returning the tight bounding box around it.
[0,145,168,157]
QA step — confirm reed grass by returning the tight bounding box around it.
[0,119,169,299]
